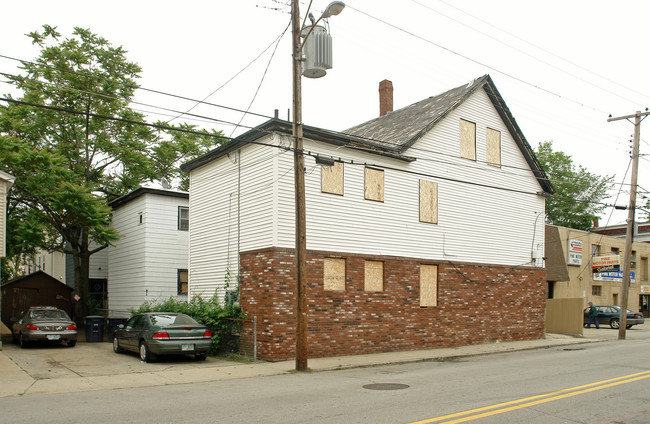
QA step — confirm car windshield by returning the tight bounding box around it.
[29,309,69,320]
[150,314,199,327]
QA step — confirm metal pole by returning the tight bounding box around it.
[253,315,257,362]
[292,0,308,372]
[608,111,648,339]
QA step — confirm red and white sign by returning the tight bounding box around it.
[592,255,621,274]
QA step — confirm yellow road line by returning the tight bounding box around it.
[410,370,650,424]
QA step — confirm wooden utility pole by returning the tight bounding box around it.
[607,110,649,339]
[291,0,308,372]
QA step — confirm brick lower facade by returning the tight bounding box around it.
[239,247,547,362]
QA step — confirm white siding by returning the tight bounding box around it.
[188,145,286,300]
[188,88,547,299]
[108,192,188,316]
[299,88,545,265]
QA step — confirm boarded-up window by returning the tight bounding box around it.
[365,167,384,202]
[324,258,346,291]
[321,161,344,195]
[486,128,501,167]
[177,269,188,295]
[460,119,476,160]
[419,180,438,224]
[420,265,438,307]
[364,260,383,292]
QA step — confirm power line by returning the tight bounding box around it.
[0,53,276,122]
[346,5,608,114]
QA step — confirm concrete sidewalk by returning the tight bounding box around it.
[0,332,606,398]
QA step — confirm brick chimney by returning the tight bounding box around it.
[379,79,393,117]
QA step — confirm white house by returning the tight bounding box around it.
[107,187,189,316]
[181,75,554,361]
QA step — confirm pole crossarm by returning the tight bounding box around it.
[607,110,650,122]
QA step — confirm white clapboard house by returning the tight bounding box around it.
[107,187,190,317]
[181,75,554,361]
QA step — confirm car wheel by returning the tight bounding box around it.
[19,333,29,348]
[610,318,620,329]
[195,353,208,361]
[113,336,123,353]
[626,324,633,329]
[67,340,76,348]
[139,341,155,363]
[11,331,17,344]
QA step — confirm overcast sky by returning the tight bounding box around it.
[1,0,649,225]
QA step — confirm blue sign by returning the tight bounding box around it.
[594,271,635,282]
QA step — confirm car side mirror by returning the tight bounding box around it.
[118,324,125,329]
[10,317,18,323]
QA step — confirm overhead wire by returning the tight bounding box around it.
[228,19,291,138]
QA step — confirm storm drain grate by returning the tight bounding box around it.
[363,383,410,391]
[563,347,586,351]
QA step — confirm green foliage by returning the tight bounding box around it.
[0,26,223,307]
[131,295,246,355]
[535,141,614,231]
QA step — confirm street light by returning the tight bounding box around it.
[291,0,344,372]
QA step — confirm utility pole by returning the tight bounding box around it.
[291,0,308,372]
[607,110,649,340]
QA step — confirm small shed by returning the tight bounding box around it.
[1,271,74,327]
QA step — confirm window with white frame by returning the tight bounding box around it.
[178,206,189,231]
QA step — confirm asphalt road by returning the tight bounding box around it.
[0,324,648,423]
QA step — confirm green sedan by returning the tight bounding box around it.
[113,312,213,362]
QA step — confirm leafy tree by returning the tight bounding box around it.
[0,26,222,316]
[535,141,613,231]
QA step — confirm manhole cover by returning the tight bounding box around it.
[363,383,410,391]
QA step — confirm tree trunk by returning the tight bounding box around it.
[72,229,91,321]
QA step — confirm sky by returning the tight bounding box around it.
[1,0,649,225]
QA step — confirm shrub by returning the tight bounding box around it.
[130,295,246,355]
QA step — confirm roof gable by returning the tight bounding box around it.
[181,75,552,194]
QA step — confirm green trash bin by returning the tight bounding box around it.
[84,316,105,342]
[107,317,128,341]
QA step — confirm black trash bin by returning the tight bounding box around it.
[106,317,128,341]
[84,316,105,342]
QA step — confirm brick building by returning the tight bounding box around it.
[182,75,553,361]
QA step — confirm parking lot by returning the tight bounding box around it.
[1,338,239,380]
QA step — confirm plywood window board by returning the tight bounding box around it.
[364,260,384,292]
[420,264,438,307]
[364,167,384,202]
[324,258,346,291]
[460,119,476,161]
[419,180,438,224]
[321,161,344,195]
[486,127,501,167]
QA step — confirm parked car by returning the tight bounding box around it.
[583,305,645,329]
[112,312,212,362]
[11,306,77,348]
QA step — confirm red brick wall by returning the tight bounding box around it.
[239,247,547,362]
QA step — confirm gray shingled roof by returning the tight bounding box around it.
[344,75,489,152]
